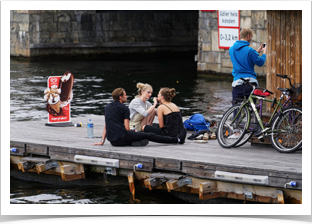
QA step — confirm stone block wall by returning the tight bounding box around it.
[10,10,199,59]
[197,10,267,76]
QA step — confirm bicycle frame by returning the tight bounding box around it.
[231,87,292,133]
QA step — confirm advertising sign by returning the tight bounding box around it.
[44,71,74,124]
[218,10,240,49]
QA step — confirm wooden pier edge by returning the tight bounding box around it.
[10,135,302,204]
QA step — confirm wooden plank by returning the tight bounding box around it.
[149,173,184,180]
[17,162,36,172]
[166,178,192,191]
[275,10,281,101]
[285,10,291,89]
[250,136,272,147]
[266,10,272,112]
[49,151,75,162]
[155,159,181,171]
[60,164,85,181]
[10,141,26,156]
[270,11,276,113]
[36,161,58,174]
[182,167,215,179]
[269,177,302,189]
[144,178,166,190]
[26,143,48,156]
[280,11,286,89]
[119,160,153,172]
[199,181,217,200]
[183,162,216,170]
[21,157,50,163]
[289,11,296,82]
[49,146,154,163]
[295,10,302,84]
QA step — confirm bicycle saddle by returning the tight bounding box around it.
[277,87,292,92]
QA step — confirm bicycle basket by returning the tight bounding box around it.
[291,83,302,102]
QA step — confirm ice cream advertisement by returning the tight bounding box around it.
[44,71,74,123]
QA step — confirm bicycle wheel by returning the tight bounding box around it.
[217,105,249,148]
[234,107,256,147]
[270,107,302,153]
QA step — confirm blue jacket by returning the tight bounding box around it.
[229,41,266,81]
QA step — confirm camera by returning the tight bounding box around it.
[262,43,266,48]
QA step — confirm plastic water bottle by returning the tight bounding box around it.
[87,119,94,138]
[10,148,17,153]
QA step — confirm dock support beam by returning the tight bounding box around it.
[199,181,218,200]
[60,164,85,181]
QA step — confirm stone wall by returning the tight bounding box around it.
[10,10,198,59]
[197,10,267,76]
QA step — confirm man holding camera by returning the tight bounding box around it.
[229,28,267,104]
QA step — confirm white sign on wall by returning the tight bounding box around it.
[218,10,240,49]
[219,28,240,49]
[218,10,239,27]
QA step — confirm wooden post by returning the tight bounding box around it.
[128,172,140,202]
[199,181,218,200]
[60,164,85,181]
[276,190,284,204]
[36,161,58,174]
[166,178,192,192]
[275,10,281,100]
[266,10,272,111]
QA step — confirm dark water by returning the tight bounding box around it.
[10,58,265,204]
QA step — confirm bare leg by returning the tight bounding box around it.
[140,108,156,131]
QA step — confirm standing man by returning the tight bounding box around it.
[229,28,267,104]
[92,88,186,147]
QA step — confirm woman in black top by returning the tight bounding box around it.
[142,87,184,137]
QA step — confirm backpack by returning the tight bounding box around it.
[183,114,210,133]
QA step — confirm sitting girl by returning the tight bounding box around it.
[129,83,158,131]
[142,87,184,137]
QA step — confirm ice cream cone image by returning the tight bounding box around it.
[50,100,60,114]
[44,86,61,115]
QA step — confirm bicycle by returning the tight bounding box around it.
[233,74,302,148]
[217,76,302,153]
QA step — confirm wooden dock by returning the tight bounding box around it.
[10,115,302,204]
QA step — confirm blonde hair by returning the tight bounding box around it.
[136,82,153,98]
[160,87,176,102]
[240,28,253,39]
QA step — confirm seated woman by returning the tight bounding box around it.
[129,83,157,132]
[143,87,184,137]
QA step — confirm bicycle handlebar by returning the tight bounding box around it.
[276,74,293,87]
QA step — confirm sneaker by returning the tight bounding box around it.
[195,134,204,140]
[209,132,216,139]
[131,139,149,146]
[177,128,187,144]
[187,130,209,140]
[203,133,209,140]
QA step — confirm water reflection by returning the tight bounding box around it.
[10,58,266,122]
